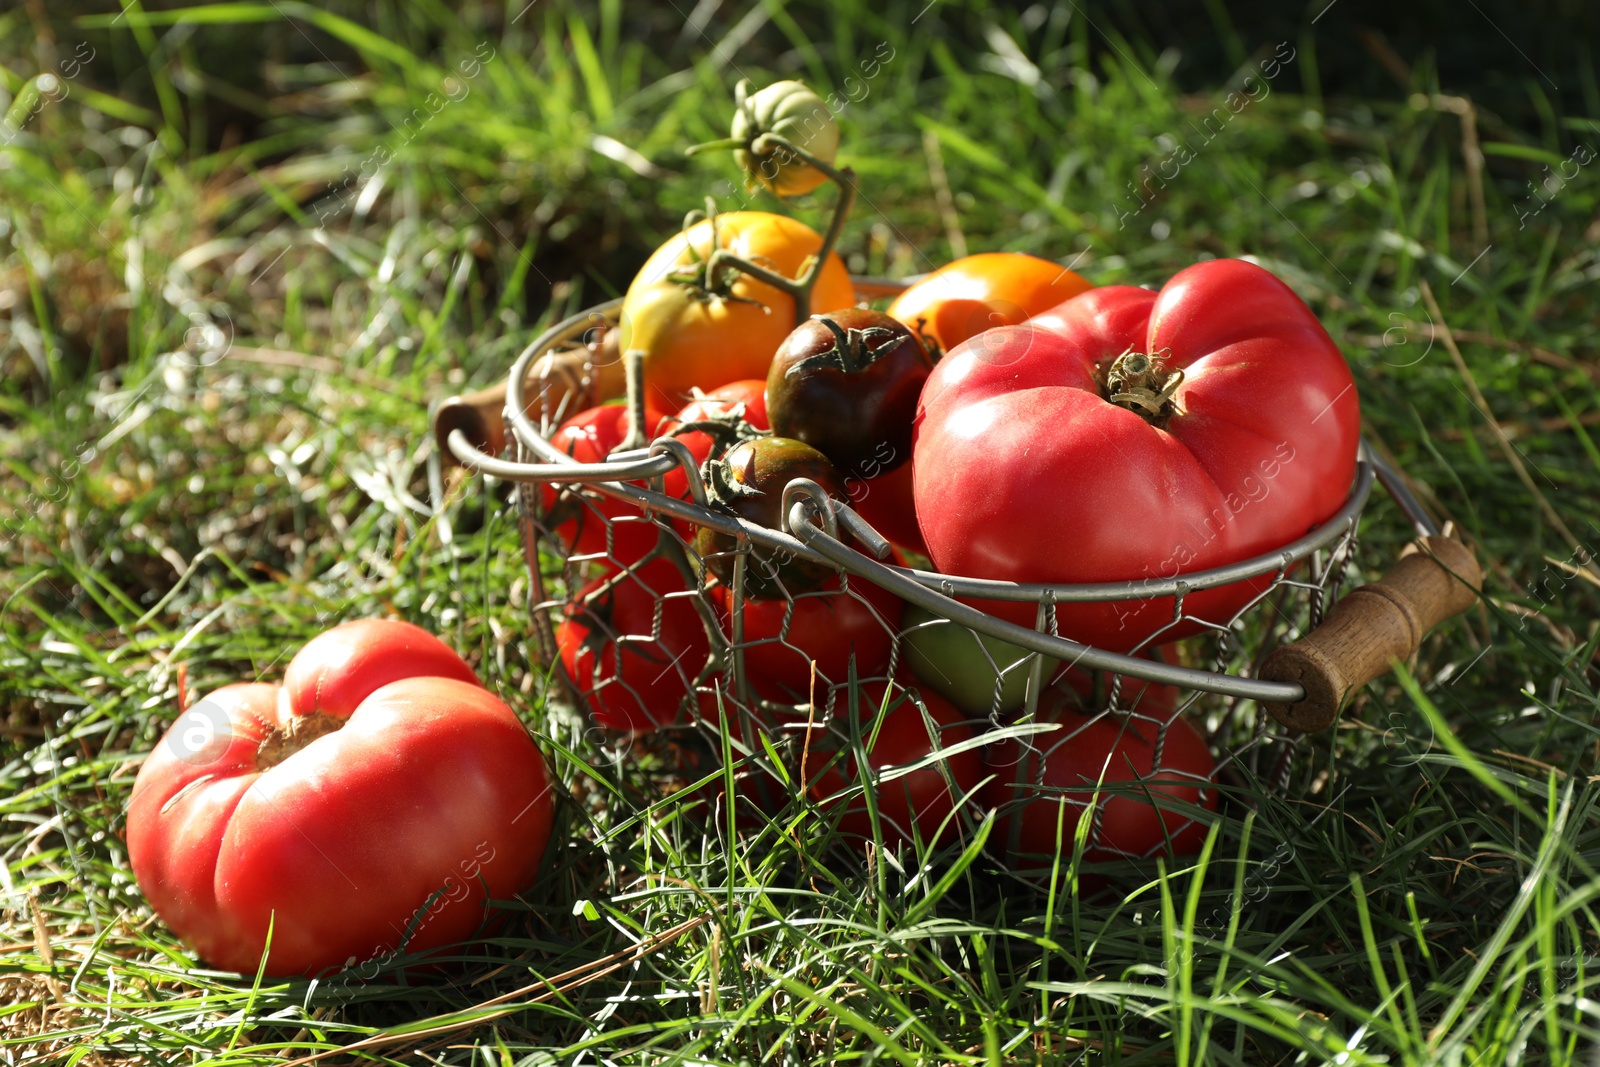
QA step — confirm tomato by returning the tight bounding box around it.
[913,259,1360,651]
[693,436,847,600]
[886,252,1092,357]
[900,603,1061,715]
[766,308,932,477]
[126,619,554,978]
[731,79,840,198]
[622,213,856,411]
[984,679,1216,866]
[542,403,672,566]
[557,559,710,732]
[802,680,984,848]
[712,574,902,703]
[660,380,770,527]
[845,454,926,555]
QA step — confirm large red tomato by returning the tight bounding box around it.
[913,259,1359,651]
[127,619,555,978]
[557,559,710,732]
[710,575,902,703]
[802,681,984,849]
[543,403,671,566]
[984,678,1216,867]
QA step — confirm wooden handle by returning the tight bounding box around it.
[1261,534,1482,732]
[434,331,625,464]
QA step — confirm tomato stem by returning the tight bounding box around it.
[1103,348,1184,424]
[701,135,858,325]
[255,711,343,769]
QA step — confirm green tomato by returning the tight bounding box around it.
[900,604,1058,715]
[731,79,840,198]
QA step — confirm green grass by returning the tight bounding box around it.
[4,1,1600,1063]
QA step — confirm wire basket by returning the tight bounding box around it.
[435,284,1478,865]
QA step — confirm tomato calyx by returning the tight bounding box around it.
[1102,348,1184,425]
[255,711,343,769]
[786,314,910,377]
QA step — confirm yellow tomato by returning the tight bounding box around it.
[622,212,855,410]
[885,252,1093,356]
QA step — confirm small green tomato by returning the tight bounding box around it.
[731,79,840,197]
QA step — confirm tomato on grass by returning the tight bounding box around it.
[127,619,555,978]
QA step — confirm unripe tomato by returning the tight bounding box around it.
[886,252,1092,356]
[622,212,855,411]
[802,680,984,849]
[731,79,840,197]
[900,603,1060,715]
[693,436,848,600]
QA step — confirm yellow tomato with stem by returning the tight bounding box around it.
[621,212,855,411]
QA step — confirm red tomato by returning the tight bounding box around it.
[985,680,1216,867]
[710,575,902,703]
[557,559,710,732]
[126,620,554,978]
[845,455,927,555]
[913,259,1360,651]
[543,404,671,565]
[886,252,1093,356]
[802,681,984,848]
[661,380,770,534]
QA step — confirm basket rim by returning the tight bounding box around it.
[486,295,1371,604]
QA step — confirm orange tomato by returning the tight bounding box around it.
[885,252,1092,356]
[621,212,855,411]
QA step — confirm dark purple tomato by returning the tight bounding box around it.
[766,308,932,478]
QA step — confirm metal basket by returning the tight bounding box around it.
[435,282,1478,862]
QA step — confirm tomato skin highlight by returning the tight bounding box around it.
[127,623,555,978]
[886,252,1093,356]
[913,259,1360,651]
[624,213,855,411]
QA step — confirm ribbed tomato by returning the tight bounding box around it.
[127,620,554,977]
[913,259,1359,651]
